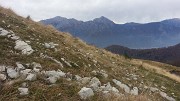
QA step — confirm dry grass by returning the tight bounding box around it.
[131,59,180,83]
[0,6,180,101]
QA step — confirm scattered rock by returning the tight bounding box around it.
[21,82,28,87]
[18,87,29,95]
[32,62,42,72]
[81,77,91,84]
[130,87,138,95]
[43,70,66,84]
[0,74,6,81]
[78,87,94,100]
[44,42,58,49]
[0,65,6,72]
[112,79,130,93]
[16,62,25,71]
[91,70,108,78]
[7,68,19,79]
[25,73,36,81]
[47,76,57,84]
[41,54,63,68]
[161,86,166,90]
[61,58,72,67]
[74,75,82,81]
[160,91,175,101]
[14,40,34,55]
[89,77,101,91]
[101,82,119,94]
[0,28,9,36]
[20,69,32,75]
[150,87,159,92]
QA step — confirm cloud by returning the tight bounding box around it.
[0,0,180,23]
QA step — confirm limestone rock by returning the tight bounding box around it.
[74,75,82,81]
[44,42,58,49]
[160,91,175,101]
[112,79,130,93]
[14,40,34,55]
[18,87,29,95]
[20,69,32,75]
[25,73,36,81]
[7,68,19,79]
[43,70,66,84]
[0,65,6,72]
[32,62,42,72]
[89,77,101,91]
[0,28,9,36]
[16,62,25,71]
[78,87,94,100]
[81,77,91,84]
[150,87,159,92]
[130,87,138,95]
[0,74,6,81]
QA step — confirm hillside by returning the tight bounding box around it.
[0,7,180,101]
[40,16,180,49]
[105,44,180,67]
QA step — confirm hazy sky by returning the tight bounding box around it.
[0,0,180,23]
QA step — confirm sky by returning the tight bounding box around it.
[0,0,180,24]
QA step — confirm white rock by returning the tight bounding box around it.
[25,73,36,81]
[32,62,42,72]
[99,70,108,78]
[14,40,34,55]
[161,86,166,90]
[10,35,20,40]
[21,82,28,87]
[160,91,176,101]
[101,82,119,93]
[0,74,6,81]
[43,70,66,83]
[150,87,159,92]
[47,76,57,84]
[16,62,25,71]
[89,77,101,91]
[111,87,119,93]
[44,70,66,78]
[0,65,6,72]
[78,87,94,100]
[112,79,130,93]
[130,87,138,95]
[44,42,58,49]
[18,87,29,95]
[61,58,72,67]
[20,69,32,75]
[74,75,82,81]
[81,77,91,84]
[0,28,9,36]
[7,68,19,79]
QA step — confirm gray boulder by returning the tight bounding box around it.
[78,87,94,100]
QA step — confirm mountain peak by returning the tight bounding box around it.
[161,18,180,27]
[93,16,114,24]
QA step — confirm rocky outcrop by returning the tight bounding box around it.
[78,87,94,100]
[18,87,29,95]
[14,40,34,55]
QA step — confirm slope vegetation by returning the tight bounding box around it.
[0,7,180,101]
[106,44,180,67]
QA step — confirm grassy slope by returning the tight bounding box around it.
[0,7,180,101]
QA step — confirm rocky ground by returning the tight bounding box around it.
[0,7,180,101]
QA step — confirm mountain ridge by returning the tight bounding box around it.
[105,43,180,67]
[40,16,180,49]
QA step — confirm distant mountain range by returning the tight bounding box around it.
[40,16,180,49]
[105,44,180,67]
